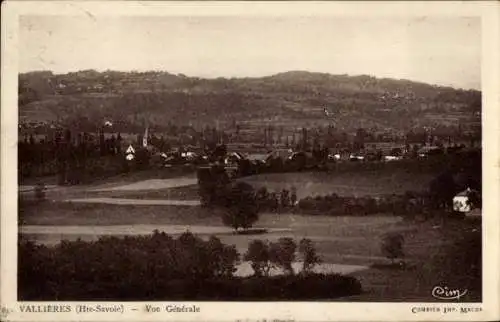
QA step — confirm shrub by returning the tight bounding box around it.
[298,238,322,274]
[380,232,405,264]
[269,238,297,275]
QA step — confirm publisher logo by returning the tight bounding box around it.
[431,286,468,300]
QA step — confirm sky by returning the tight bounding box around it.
[19,15,481,90]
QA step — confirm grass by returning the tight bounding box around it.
[239,170,436,198]
[44,167,437,202]
[80,184,201,200]
[19,201,405,262]
[345,217,482,302]
[18,201,446,265]
[20,201,218,226]
[20,167,196,188]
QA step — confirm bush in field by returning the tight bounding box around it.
[244,239,272,277]
[298,238,322,274]
[380,232,405,264]
[269,237,297,275]
[220,182,259,230]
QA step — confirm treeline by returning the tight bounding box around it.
[19,129,122,181]
[18,231,362,300]
[234,147,481,179]
[17,129,165,183]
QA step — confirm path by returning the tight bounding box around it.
[64,198,201,206]
[20,225,292,236]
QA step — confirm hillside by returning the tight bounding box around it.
[18,70,481,134]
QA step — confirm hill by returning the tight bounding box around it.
[18,70,481,135]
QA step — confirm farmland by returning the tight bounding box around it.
[19,198,481,301]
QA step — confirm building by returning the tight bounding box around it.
[453,188,480,213]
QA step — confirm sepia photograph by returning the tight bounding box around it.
[2,1,500,322]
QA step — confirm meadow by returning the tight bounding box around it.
[239,170,436,199]
[50,166,438,202]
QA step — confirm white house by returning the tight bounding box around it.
[453,188,480,213]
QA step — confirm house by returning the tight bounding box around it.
[453,188,480,213]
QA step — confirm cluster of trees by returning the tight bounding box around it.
[19,129,124,182]
[241,146,481,180]
[254,187,298,211]
[296,192,428,217]
[18,232,361,300]
[244,238,321,276]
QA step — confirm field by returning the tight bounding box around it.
[19,198,481,302]
[18,165,481,301]
[27,167,437,202]
[239,170,436,199]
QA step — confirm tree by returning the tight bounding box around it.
[429,170,458,210]
[290,188,298,207]
[197,164,230,207]
[298,238,321,274]
[380,232,405,265]
[206,236,240,278]
[281,189,290,208]
[244,239,272,277]
[269,237,297,275]
[220,182,259,231]
[255,186,270,210]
